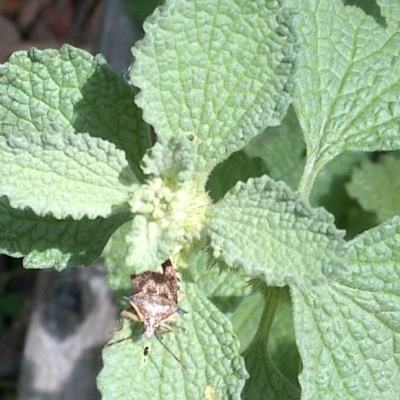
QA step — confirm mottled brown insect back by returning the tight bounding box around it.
[130,259,180,303]
[124,293,182,338]
[122,259,186,338]
[161,259,180,302]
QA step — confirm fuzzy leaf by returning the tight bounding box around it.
[0,128,136,219]
[102,220,132,293]
[98,283,248,400]
[131,0,296,176]
[0,45,150,179]
[0,196,131,269]
[310,152,365,215]
[207,176,347,287]
[206,150,269,203]
[244,107,305,191]
[124,215,176,274]
[186,250,254,326]
[245,109,367,226]
[186,250,251,300]
[292,216,400,399]
[291,0,400,192]
[141,134,199,185]
[267,300,300,387]
[0,45,149,219]
[230,292,264,353]
[346,154,400,222]
[243,335,299,400]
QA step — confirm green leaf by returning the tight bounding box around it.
[310,152,365,214]
[309,151,369,238]
[267,298,299,387]
[141,134,199,185]
[0,45,146,219]
[244,106,305,191]
[230,292,263,353]
[125,215,175,273]
[131,0,296,177]
[245,108,368,233]
[186,250,251,301]
[103,214,171,280]
[292,216,400,399]
[102,220,132,293]
[206,150,269,203]
[0,45,150,181]
[346,153,400,222]
[217,109,300,204]
[291,0,400,194]
[207,176,347,287]
[0,129,136,219]
[103,201,176,277]
[98,283,248,400]
[345,206,378,240]
[247,116,372,237]
[242,291,300,400]
[346,0,387,25]
[186,249,255,336]
[0,197,131,269]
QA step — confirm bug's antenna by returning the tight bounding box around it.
[155,334,188,372]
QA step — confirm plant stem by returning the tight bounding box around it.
[298,153,319,199]
[255,288,281,341]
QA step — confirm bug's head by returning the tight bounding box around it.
[143,317,159,338]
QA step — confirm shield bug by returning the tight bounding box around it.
[122,259,185,338]
[109,259,187,370]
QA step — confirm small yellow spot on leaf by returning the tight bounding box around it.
[204,384,220,400]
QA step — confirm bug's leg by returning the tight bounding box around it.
[121,310,141,323]
[158,325,175,334]
[177,291,186,301]
[159,322,187,335]
[158,308,187,334]
[155,334,187,372]
[112,310,140,333]
[107,311,141,347]
[107,335,131,347]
